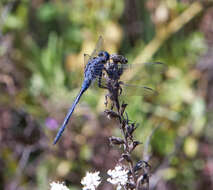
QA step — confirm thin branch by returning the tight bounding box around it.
[143,124,162,162]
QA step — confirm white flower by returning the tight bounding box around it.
[81,171,101,190]
[107,165,128,190]
[50,181,70,190]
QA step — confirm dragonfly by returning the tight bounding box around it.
[53,36,110,144]
[53,36,166,144]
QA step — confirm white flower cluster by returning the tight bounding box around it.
[50,181,70,190]
[51,165,129,190]
[81,171,101,190]
[107,165,129,190]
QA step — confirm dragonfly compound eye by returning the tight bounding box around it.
[98,51,110,61]
[98,52,104,57]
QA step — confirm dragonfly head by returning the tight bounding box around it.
[98,51,110,62]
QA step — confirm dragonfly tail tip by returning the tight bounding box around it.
[53,137,59,145]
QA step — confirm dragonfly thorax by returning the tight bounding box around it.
[98,51,110,62]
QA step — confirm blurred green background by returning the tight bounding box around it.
[0,0,213,189]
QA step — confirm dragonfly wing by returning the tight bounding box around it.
[94,77,158,97]
[119,62,167,87]
[120,62,167,73]
[90,36,104,60]
[83,36,104,67]
[143,62,167,74]
[90,61,166,84]
[120,82,158,97]
[84,53,91,68]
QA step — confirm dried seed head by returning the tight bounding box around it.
[120,103,128,116]
[104,110,120,119]
[140,173,149,184]
[126,182,136,190]
[133,161,151,172]
[109,136,125,145]
[133,141,141,148]
[134,161,143,172]
[129,141,141,152]
[122,153,132,163]
[110,54,128,64]
[126,123,137,136]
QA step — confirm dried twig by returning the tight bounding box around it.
[103,54,153,190]
[143,124,162,163]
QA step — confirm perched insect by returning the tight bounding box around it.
[53,37,166,144]
[102,54,165,111]
[53,36,109,144]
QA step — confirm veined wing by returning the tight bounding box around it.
[91,78,158,98]
[91,73,158,97]
[119,61,167,87]
[119,62,167,73]
[91,61,166,84]
[84,36,104,67]
[84,53,91,69]
[92,61,166,97]
[90,36,104,59]
[119,82,158,97]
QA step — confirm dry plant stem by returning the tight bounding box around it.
[143,124,161,162]
[120,118,137,184]
[105,54,150,190]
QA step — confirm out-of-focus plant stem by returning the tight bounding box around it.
[0,0,16,38]
[123,2,203,82]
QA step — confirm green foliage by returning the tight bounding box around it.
[28,32,65,96]
[37,3,59,22]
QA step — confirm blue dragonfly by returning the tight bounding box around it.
[53,37,166,144]
[53,36,109,144]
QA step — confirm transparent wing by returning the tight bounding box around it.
[84,36,104,67]
[119,62,167,74]
[120,82,158,97]
[91,61,166,97]
[91,61,167,82]
[119,62,167,87]
[92,76,158,97]
[90,36,104,60]
[84,53,91,68]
